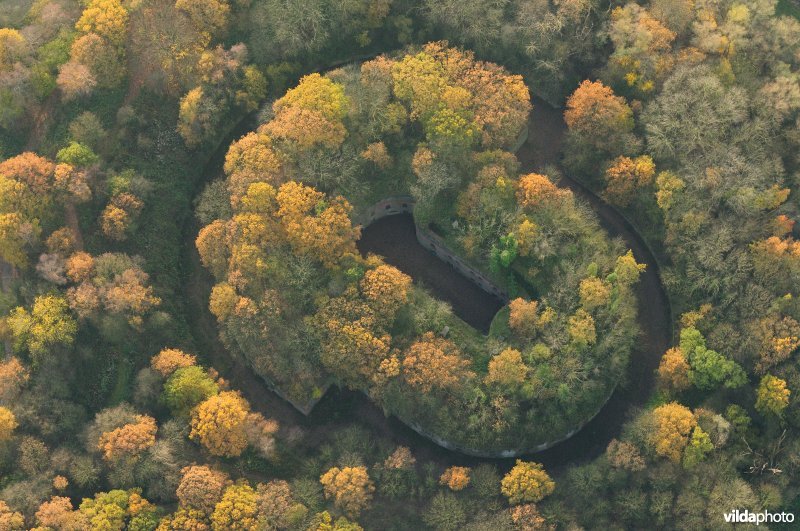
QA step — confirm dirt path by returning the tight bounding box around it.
[181,95,673,473]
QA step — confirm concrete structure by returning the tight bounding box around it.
[358,196,509,303]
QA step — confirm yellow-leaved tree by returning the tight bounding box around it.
[649,402,696,462]
[190,391,250,457]
[501,460,555,505]
[211,482,258,531]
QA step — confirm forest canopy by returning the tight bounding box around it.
[0,0,797,528]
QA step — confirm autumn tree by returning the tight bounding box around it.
[564,80,635,156]
[264,106,348,151]
[501,460,555,505]
[390,50,447,120]
[516,174,570,210]
[0,501,24,530]
[755,375,790,416]
[603,155,656,207]
[66,253,161,327]
[402,332,473,394]
[654,171,684,211]
[578,277,612,310]
[274,72,348,121]
[65,251,95,282]
[312,283,393,388]
[608,4,676,95]
[53,476,69,491]
[75,0,129,45]
[361,142,391,168]
[0,214,38,268]
[6,295,77,362]
[649,402,696,462]
[178,45,266,147]
[509,502,551,531]
[57,61,97,100]
[754,316,800,374]
[657,347,690,392]
[0,29,27,72]
[391,42,530,149]
[440,466,470,491]
[36,496,88,529]
[177,465,229,514]
[0,406,17,441]
[70,33,125,89]
[190,391,251,457]
[606,439,646,471]
[614,250,646,285]
[308,511,364,531]
[567,309,596,348]
[210,482,259,531]
[682,426,713,469]
[151,348,197,377]
[79,489,154,530]
[98,414,157,461]
[0,153,61,258]
[508,298,539,338]
[320,466,375,517]
[224,129,283,205]
[157,508,210,530]
[256,480,306,530]
[275,181,359,268]
[175,0,230,36]
[485,348,527,392]
[0,357,28,402]
[209,283,238,322]
[101,192,144,241]
[196,220,230,280]
[359,264,412,318]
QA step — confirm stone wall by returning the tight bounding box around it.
[357,195,415,226]
[395,384,615,457]
[359,196,509,303]
[415,228,509,303]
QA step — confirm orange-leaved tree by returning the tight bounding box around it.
[177,465,230,514]
[402,332,473,394]
[649,402,696,462]
[320,466,375,517]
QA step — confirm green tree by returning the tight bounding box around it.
[682,426,713,468]
[56,142,99,167]
[422,491,467,531]
[687,345,746,391]
[163,365,219,415]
